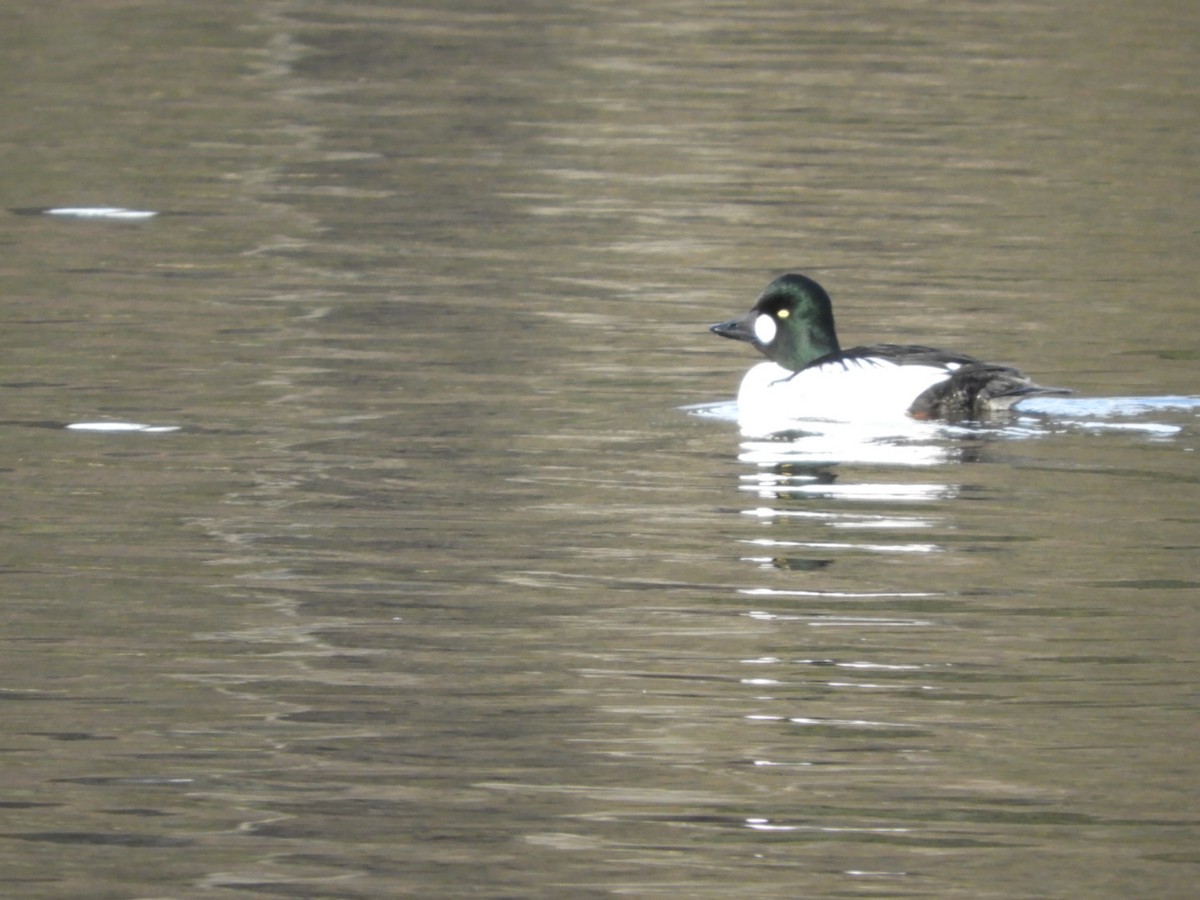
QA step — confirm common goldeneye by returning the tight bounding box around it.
[711,273,1068,426]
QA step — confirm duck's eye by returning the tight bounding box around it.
[776,309,789,319]
[753,313,778,344]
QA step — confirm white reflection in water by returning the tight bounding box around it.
[746,611,935,627]
[745,817,912,835]
[741,588,938,599]
[66,421,181,433]
[1047,420,1182,437]
[741,537,940,554]
[829,660,923,670]
[746,715,914,728]
[742,507,937,529]
[689,393,1198,465]
[844,870,911,878]
[738,426,957,467]
[746,480,959,502]
[44,206,158,220]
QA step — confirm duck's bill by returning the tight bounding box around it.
[710,312,756,343]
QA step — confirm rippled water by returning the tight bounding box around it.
[1,2,1198,897]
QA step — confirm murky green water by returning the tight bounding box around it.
[1,1,1197,897]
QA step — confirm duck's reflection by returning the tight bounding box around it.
[729,424,960,579]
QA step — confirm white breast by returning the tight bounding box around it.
[735,358,953,433]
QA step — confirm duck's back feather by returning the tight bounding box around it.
[910,363,1070,420]
[735,344,1069,430]
[811,343,982,370]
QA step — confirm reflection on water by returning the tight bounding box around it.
[691,393,1198,469]
[65,421,181,433]
[10,206,160,220]
[744,475,960,502]
[2,0,1198,897]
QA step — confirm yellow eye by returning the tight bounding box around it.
[776,309,789,319]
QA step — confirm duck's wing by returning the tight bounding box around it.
[909,362,1071,420]
[808,344,982,371]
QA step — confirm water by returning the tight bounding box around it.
[1,1,1198,897]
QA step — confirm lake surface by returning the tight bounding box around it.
[1,1,1197,897]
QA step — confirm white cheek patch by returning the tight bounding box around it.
[753,314,777,345]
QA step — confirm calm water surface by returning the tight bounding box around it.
[1,1,1197,897]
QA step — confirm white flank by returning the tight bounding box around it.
[736,358,950,433]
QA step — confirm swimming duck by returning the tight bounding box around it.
[711,273,1068,426]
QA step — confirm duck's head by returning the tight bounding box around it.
[710,273,841,371]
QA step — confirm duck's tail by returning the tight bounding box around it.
[909,364,1071,421]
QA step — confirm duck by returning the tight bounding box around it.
[710,273,1069,427]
